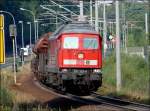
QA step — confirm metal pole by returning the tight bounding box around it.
[56,14,58,29]
[95,0,98,31]
[103,2,107,58]
[125,23,127,53]
[109,22,112,33]
[29,23,32,59]
[100,21,102,34]
[19,21,24,65]
[32,14,36,43]
[12,38,16,84]
[121,3,124,48]
[80,0,83,17]
[27,22,32,59]
[34,21,37,43]
[112,22,113,33]
[36,21,38,39]
[19,21,24,48]
[27,22,31,48]
[29,23,31,48]
[90,0,93,25]
[123,3,126,48]
[145,13,148,41]
[22,22,24,48]
[126,21,128,53]
[115,0,121,92]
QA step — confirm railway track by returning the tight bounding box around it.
[0,57,30,69]
[91,93,150,111]
[34,79,150,111]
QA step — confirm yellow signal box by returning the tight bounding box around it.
[0,14,5,64]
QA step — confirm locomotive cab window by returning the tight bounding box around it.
[63,37,79,49]
[83,38,98,49]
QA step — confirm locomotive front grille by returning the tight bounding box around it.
[61,68,93,74]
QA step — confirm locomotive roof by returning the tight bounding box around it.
[49,22,99,40]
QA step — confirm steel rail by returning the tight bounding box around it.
[91,92,150,111]
[34,80,95,105]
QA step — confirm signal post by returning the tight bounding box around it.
[9,24,17,84]
[0,14,5,64]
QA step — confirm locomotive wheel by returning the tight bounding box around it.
[90,80,102,91]
[78,85,90,95]
[62,80,74,92]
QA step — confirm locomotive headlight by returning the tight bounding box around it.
[94,69,101,73]
[78,53,84,59]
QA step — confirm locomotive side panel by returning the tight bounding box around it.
[38,53,47,74]
[48,39,60,72]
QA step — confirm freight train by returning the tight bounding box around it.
[31,21,102,94]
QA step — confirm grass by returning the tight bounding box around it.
[0,65,44,111]
[0,67,14,111]
[99,51,150,104]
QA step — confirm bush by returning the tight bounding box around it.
[102,52,149,99]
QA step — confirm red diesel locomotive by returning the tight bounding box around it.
[31,21,102,94]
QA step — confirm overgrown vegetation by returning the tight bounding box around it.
[100,51,150,104]
[0,69,14,111]
[127,31,147,47]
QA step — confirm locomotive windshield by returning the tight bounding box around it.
[64,37,79,49]
[83,38,98,49]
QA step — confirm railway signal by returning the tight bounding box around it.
[9,24,17,37]
[0,14,5,64]
[9,24,17,84]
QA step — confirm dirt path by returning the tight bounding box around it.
[10,72,57,103]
